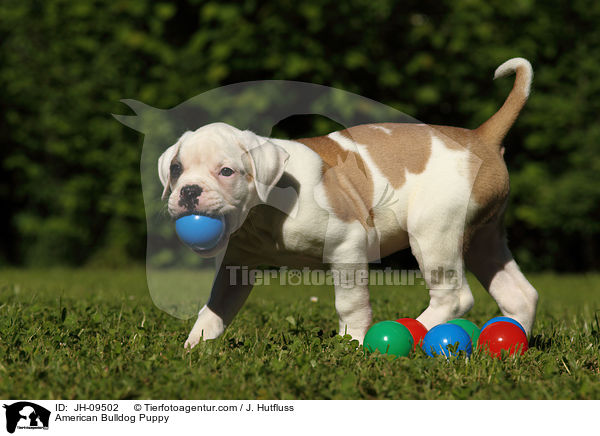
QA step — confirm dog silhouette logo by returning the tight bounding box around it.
[3,402,50,433]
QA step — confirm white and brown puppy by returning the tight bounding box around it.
[159,58,538,349]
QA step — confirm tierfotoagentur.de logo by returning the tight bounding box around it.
[3,402,50,433]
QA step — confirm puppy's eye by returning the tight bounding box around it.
[219,167,234,177]
[170,162,182,180]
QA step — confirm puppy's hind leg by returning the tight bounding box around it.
[409,218,475,331]
[465,219,538,335]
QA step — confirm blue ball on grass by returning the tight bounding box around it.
[422,323,473,358]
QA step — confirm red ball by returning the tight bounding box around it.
[395,318,428,349]
[477,321,529,358]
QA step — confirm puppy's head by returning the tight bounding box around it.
[158,122,289,256]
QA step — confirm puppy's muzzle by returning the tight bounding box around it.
[179,184,203,210]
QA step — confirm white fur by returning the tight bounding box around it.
[406,136,477,326]
[494,57,533,98]
[370,125,392,134]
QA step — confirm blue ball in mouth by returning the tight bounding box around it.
[175,214,225,251]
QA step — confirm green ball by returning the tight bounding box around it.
[363,321,413,358]
[447,318,480,345]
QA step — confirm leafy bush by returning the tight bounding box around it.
[0,0,598,270]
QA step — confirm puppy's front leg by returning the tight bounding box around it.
[185,264,253,349]
[331,262,372,344]
[324,222,373,344]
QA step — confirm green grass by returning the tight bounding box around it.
[1,268,599,399]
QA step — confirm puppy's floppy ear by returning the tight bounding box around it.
[157,141,182,201]
[241,133,290,203]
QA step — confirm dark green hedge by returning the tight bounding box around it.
[1,0,598,270]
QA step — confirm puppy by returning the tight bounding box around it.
[158,58,538,348]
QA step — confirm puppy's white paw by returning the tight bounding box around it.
[339,327,367,345]
[183,306,225,349]
[184,323,224,349]
[184,332,202,350]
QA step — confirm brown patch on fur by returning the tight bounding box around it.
[296,135,374,227]
[371,208,411,257]
[339,123,431,189]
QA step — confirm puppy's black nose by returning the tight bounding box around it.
[179,184,202,209]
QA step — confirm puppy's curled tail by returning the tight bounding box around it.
[476,58,533,149]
